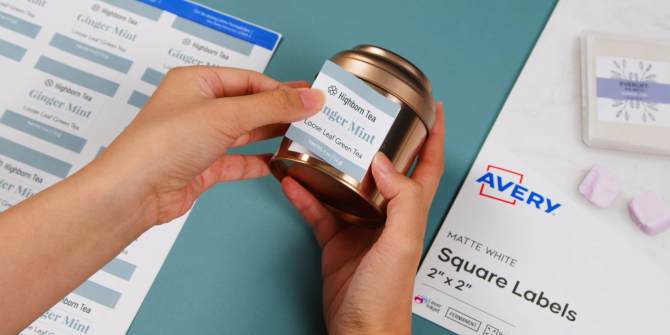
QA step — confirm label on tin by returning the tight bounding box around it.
[286,60,401,181]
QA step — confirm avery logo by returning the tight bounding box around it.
[476,165,561,214]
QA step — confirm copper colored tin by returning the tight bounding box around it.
[270,45,435,225]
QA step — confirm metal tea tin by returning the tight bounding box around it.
[270,45,435,225]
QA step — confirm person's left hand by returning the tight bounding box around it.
[281,103,445,335]
[93,66,324,226]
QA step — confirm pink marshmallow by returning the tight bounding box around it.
[579,165,620,208]
[629,192,670,235]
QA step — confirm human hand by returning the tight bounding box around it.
[93,66,324,226]
[281,103,445,335]
[0,67,324,332]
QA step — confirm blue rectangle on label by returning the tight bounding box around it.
[99,0,163,21]
[50,33,133,73]
[597,77,670,105]
[0,11,41,38]
[0,136,71,178]
[35,56,120,97]
[73,280,122,309]
[171,16,252,56]
[141,67,164,86]
[0,38,26,62]
[128,90,150,108]
[137,0,280,51]
[102,258,136,281]
[1,110,87,153]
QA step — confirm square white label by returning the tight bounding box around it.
[286,60,401,181]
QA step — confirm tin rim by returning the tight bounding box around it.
[269,140,386,225]
[331,45,435,130]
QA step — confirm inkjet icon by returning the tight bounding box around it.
[476,165,562,215]
[414,295,427,304]
[413,295,442,314]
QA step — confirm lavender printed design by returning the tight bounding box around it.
[608,58,659,123]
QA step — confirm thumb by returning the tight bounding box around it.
[204,87,324,140]
[371,152,428,254]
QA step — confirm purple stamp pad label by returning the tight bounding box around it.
[596,56,670,127]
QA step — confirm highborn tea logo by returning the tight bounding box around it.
[328,85,339,96]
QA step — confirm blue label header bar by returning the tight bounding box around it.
[136,0,280,51]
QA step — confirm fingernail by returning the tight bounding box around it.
[281,177,298,201]
[298,88,324,112]
[373,152,396,177]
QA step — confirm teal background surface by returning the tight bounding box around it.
[128,1,557,334]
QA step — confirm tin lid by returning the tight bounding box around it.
[331,45,435,129]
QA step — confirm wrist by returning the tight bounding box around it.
[79,154,159,234]
[333,315,411,335]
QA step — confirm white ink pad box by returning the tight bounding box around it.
[581,33,670,156]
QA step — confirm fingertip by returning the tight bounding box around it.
[420,100,445,157]
[412,101,445,193]
[280,176,295,188]
[372,152,396,175]
[297,88,324,113]
[281,176,315,207]
[372,152,401,199]
[280,176,300,201]
[433,101,445,132]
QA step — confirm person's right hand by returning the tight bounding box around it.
[281,103,445,335]
[0,66,325,333]
[91,66,324,228]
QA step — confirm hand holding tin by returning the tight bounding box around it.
[95,66,324,226]
[281,103,444,335]
[271,45,436,225]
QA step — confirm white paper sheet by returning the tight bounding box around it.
[413,0,670,334]
[0,1,280,334]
